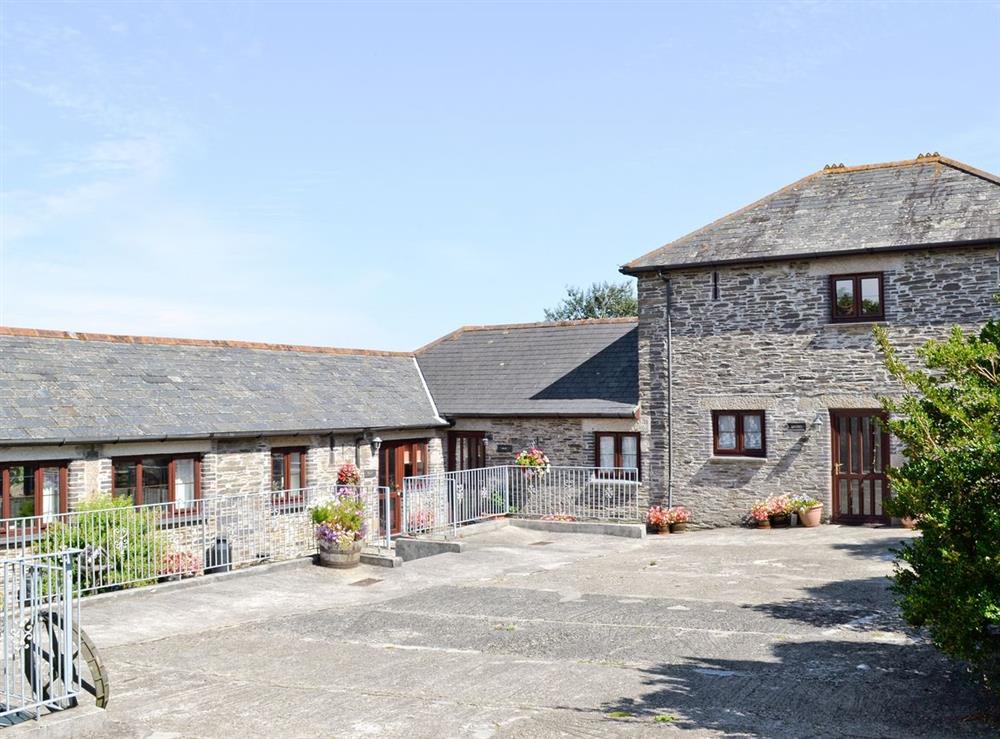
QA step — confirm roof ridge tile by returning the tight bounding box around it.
[0,325,412,358]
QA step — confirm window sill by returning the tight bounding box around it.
[156,513,204,529]
[709,455,767,464]
[823,320,887,327]
[270,501,308,516]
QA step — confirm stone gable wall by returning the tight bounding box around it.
[637,245,1000,527]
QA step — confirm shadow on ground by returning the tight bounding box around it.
[831,535,910,561]
[594,570,996,737]
[747,576,905,631]
[597,640,995,738]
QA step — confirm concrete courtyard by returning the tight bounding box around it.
[21,524,996,738]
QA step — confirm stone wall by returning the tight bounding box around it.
[446,416,643,468]
[637,245,1000,527]
[1,429,443,512]
[445,416,648,507]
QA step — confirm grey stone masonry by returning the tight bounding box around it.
[637,245,1000,527]
[447,416,644,471]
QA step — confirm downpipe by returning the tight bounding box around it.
[658,272,674,509]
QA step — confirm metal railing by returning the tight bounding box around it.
[0,484,392,597]
[401,465,640,536]
[402,466,511,536]
[1,551,81,722]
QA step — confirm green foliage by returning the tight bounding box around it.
[543,281,637,320]
[34,494,164,592]
[310,493,365,532]
[874,319,1000,693]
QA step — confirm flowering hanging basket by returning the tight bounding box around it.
[514,448,550,477]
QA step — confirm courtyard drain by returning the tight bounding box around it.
[350,578,383,587]
[530,541,555,546]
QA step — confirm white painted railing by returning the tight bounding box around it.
[0,484,392,596]
[401,466,640,536]
[1,551,82,722]
[509,466,640,521]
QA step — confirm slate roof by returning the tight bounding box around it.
[623,155,1000,272]
[415,319,638,418]
[0,328,445,444]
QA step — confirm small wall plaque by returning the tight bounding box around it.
[785,421,807,432]
[496,443,513,454]
[363,469,377,479]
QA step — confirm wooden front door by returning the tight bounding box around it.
[378,440,429,534]
[447,431,486,472]
[830,410,891,524]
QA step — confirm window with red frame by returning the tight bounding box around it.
[1,462,67,522]
[594,432,641,478]
[112,456,201,509]
[271,448,306,505]
[712,411,766,457]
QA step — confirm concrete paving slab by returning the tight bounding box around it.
[14,525,995,738]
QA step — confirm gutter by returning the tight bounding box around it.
[433,409,640,420]
[0,422,450,449]
[620,237,1000,275]
[658,271,674,508]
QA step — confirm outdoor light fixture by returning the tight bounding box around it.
[483,432,494,447]
[370,436,382,455]
[811,412,825,429]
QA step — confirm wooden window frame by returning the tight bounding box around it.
[594,432,641,478]
[271,448,307,508]
[829,272,885,322]
[0,462,69,520]
[111,455,202,509]
[712,411,767,458]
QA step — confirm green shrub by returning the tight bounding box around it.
[34,494,165,592]
[875,319,1000,694]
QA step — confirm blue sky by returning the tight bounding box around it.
[1,1,998,350]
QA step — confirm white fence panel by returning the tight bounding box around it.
[1,551,81,721]
[0,484,391,597]
[401,465,639,536]
[509,466,640,521]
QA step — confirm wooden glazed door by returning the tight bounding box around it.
[378,440,429,535]
[830,410,891,524]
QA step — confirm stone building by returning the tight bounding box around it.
[3,153,997,533]
[0,319,642,528]
[621,154,1000,527]
[415,319,643,476]
[0,328,448,527]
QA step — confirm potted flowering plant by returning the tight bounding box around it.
[311,488,368,568]
[514,448,550,477]
[791,495,822,527]
[666,506,690,533]
[767,495,793,528]
[645,505,668,534]
[750,501,771,528]
[337,462,362,487]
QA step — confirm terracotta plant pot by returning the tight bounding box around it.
[769,513,791,529]
[657,526,670,536]
[669,522,688,533]
[797,505,822,528]
[756,518,771,529]
[317,539,363,568]
[900,516,917,530]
